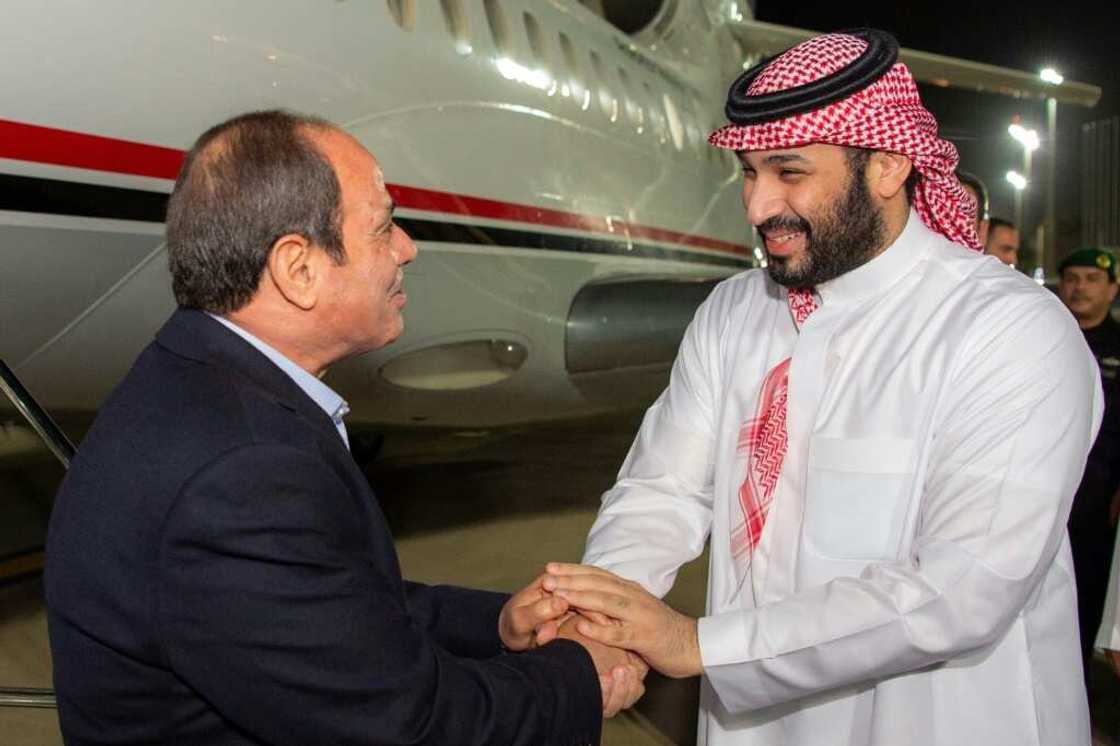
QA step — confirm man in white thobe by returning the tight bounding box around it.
[544,30,1100,745]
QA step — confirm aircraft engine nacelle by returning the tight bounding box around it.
[565,277,718,374]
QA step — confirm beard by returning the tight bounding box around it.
[760,165,886,289]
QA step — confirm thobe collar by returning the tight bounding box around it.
[815,209,933,309]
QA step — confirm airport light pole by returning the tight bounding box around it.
[1006,170,1028,240]
[1040,67,1062,278]
[1009,123,1040,267]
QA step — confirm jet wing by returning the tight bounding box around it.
[729,20,1100,108]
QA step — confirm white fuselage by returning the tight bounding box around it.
[1,1,753,427]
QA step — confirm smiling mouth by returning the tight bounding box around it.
[763,229,806,257]
[766,230,802,244]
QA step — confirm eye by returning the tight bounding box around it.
[779,169,804,178]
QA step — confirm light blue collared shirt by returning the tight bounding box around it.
[207,314,350,449]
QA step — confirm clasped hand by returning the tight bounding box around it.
[498,572,647,717]
[542,563,703,680]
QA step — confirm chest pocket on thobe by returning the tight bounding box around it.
[804,436,918,560]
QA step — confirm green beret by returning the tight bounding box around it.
[1059,248,1118,281]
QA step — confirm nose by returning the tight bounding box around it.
[743,175,787,229]
[393,224,418,266]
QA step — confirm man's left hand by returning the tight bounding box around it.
[544,563,703,679]
[498,573,571,651]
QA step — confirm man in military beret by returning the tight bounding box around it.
[1058,247,1120,672]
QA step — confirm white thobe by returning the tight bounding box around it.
[1097,516,1120,652]
[584,213,1101,745]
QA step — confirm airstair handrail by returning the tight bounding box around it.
[0,686,57,709]
[0,358,76,469]
[0,358,69,711]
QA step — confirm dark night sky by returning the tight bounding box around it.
[753,0,1119,259]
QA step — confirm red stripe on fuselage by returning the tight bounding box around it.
[0,119,185,180]
[385,184,748,256]
[0,118,748,257]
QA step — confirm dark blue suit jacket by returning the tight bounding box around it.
[45,309,601,745]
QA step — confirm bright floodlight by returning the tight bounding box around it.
[1006,171,1028,190]
[1040,67,1064,85]
[1008,123,1040,151]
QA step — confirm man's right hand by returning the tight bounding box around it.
[555,616,646,717]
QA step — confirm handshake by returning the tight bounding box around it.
[497,563,704,718]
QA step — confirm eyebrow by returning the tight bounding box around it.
[737,152,810,168]
[764,154,809,165]
[374,197,396,232]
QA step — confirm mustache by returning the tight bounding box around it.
[757,215,811,237]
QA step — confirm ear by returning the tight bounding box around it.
[1109,282,1119,304]
[867,152,912,200]
[265,233,320,311]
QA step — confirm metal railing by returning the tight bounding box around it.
[0,687,57,709]
[1,356,72,710]
[0,358,75,469]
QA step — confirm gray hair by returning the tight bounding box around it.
[165,109,345,313]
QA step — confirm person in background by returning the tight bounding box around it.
[956,169,990,247]
[984,216,1020,267]
[1059,247,1120,675]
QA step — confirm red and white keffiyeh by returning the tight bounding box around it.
[730,288,818,576]
[710,33,982,252]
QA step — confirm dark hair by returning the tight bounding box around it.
[955,170,989,221]
[165,109,345,313]
[988,216,1016,235]
[903,167,920,205]
[845,147,872,174]
[845,147,919,204]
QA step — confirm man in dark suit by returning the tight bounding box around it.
[45,110,643,745]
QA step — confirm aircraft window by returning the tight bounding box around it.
[706,119,721,163]
[439,0,471,54]
[731,37,748,69]
[662,94,685,151]
[616,67,643,133]
[523,12,546,65]
[386,0,415,31]
[680,99,700,150]
[483,0,511,56]
[643,81,668,146]
[558,33,590,110]
[588,51,618,123]
[558,32,577,77]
